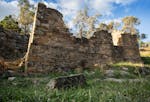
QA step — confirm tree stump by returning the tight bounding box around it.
[46,74,86,89]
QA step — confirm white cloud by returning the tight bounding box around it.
[29,0,37,5]
[56,0,83,18]
[104,18,122,24]
[41,1,58,9]
[88,0,114,16]
[47,2,58,9]
[58,0,81,10]
[48,0,137,30]
[86,0,137,16]
[66,20,74,29]
[0,0,137,30]
[113,0,136,5]
[44,0,84,30]
[0,0,19,20]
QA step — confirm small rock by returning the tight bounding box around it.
[104,78,146,83]
[119,70,130,75]
[104,69,130,77]
[8,77,16,81]
[104,70,115,77]
[104,78,123,83]
[122,67,128,71]
[12,82,17,85]
[128,79,145,83]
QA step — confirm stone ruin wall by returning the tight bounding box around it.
[118,34,141,62]
[0,3,142,73]
[27,3,114,72]
[0,26,28,73]
[111,29,141,62]
[27,3,142,72]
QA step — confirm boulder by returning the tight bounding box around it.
[46,74,86,89]
[138,67,150,75]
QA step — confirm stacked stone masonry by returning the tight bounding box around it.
[0,3,142,73]
[0,26,28,73]
[27,3,142,72]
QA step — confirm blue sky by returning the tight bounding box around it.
[0,0,150,41]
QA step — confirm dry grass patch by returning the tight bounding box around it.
[140,47,150,57]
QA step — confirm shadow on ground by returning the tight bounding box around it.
[141,57,150,65]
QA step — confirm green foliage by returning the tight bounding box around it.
[0,15,21,32]
[138,33,147,47]
[141,33,147,39]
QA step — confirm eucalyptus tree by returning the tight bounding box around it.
[122,16,140,35]
[74,7,101,39]
[18,0,34,34]
[98,23,108,31]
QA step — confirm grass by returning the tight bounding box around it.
[0,69,150,102]
[0,47,150,102]
[141,57,150,65]
[140,47,150,65]
[140,47,150,57]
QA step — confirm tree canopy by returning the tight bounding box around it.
[122,16,140,35]
[74,7,101,39]
[0,15,21,33]
[18,0,34,34]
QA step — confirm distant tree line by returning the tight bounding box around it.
[73,7,147,46]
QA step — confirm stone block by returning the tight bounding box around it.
[46,74,86,89]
